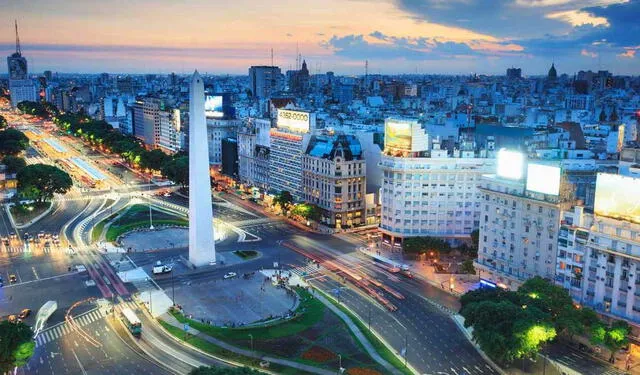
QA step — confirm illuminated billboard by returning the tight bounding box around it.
[594,173,640,224]
[384,119,413,151]
[277,109,310,133]
[526,163,561,195]
[496,149,525,180]
[205,96,224,118]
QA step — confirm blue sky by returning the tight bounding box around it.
[0,0,638,74]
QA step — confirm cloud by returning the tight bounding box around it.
[546,9,609,27]
[580,48,598,57]
[393,0,638,60]
[321,33,478,60]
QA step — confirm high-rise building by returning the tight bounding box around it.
[475,152,576,290]
[238,118,271,191]
[556,174,640,324]
[379,118,494,247]
[249,66,283,99]
[158,108,184,154]
[302,133,366,228]
[7,21,36,108]
[506,67,521,80]
[268,109,316,200]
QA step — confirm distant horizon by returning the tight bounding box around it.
[2,0,639,75]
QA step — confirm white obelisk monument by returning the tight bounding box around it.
[188,71,215,266]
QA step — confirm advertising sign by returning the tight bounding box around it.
[526,163,561,195]
[204,96,224,118]
[496,149,525,180]
[384,119,413,151]
[594,173,640,224]
[277,109,310,133]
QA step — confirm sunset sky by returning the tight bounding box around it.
[1,0,639,75]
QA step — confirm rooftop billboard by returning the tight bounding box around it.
[384,119,413,151]
[496,149,525,180]
[594,173,640,224]
[277,109,311,133]
[204,95,224,118]
[526,163,561,195]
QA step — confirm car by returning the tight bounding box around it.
[9,275,17,283]
[2,240,9,247]
[9,232,16,239]
[52,234,59,240]
[8,315,16,323]
[44,241,51,249]
[38,231,45,238]
[223,272,237,279]
[18,309,31,320]
[163,192,171,197]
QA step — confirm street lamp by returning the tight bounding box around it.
[248,334,254,351]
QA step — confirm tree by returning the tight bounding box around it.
[2,155,26,174]
[273,191,294,212]
[460,259,476,275]
[0,321,34,373]
[461,299,555,364]
[189,366,262,375]
[17,164,73,202]
[470,229,479,249]
[290,203,321,221]
[161,156,189,186]
[140,149,169,171]
[0,115,6,129]
[0,128,29,156]
[605,321,630,363]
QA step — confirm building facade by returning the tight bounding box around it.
[238,118,271,191]
[302,134,366,228]
[249,66,283,99]
[556,174,640,325]
[206,118,241,166]
[268,109,315,199]
[158,108,184,154]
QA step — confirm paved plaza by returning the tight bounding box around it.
[170,273,299,326]
[120,227,188,251]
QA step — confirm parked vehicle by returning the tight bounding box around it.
[223,272,237,279]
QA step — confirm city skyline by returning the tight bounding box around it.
[1,0,639,75]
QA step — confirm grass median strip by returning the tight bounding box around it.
[315,288,413,375]
[158,320,308,375]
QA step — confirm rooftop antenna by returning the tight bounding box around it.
[15,19,21,56]
[296,43,299,70]
[271,48,274,66]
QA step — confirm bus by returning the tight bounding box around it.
[121,308,142,336]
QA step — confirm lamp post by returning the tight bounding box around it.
[148,179,154,230]
[338,354,342,373]
[248,334,254,351]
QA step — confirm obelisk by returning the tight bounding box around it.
[188,71,215,266]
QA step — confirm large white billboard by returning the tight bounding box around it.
[594,173,640,224]
[526,163,561,195]
[277,109,310,133]
[204,96,223,118]
[496,149,525,180]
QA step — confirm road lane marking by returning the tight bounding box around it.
[32,266,39,280]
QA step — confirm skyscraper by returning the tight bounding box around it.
[7,21,36,107]
[248,66,283,99]
[188,71,216,267]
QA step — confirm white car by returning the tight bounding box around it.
[223,272,237,279]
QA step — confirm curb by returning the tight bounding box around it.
[451,314,507,375]
[7,200,55,229]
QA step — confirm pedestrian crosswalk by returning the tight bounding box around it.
[290,263,324,279]
[35,308,106,347]
[0,246,62,254]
